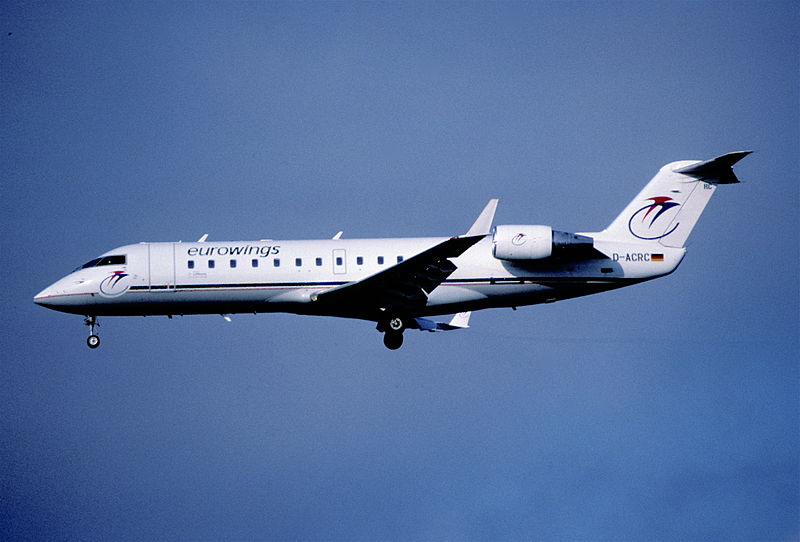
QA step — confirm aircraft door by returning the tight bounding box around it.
[148,243,176,291]
[332,249,347,275]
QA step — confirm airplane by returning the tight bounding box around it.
[33,151,750,350]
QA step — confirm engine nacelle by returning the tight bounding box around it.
[493,225,554,260]
[492,225,594,261]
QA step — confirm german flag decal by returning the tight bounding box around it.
[651,253,664,262]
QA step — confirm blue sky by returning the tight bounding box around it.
[2,1,798,540]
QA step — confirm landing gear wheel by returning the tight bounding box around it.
[383,332,404,350]
[84,316,100,349]
[387,316,405,332]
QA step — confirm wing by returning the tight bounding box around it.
[312,235,485,314]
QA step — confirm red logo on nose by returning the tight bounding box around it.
[99,270,130,297]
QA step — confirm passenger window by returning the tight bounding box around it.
[208,260,215,269]
[397,256,404,263]
[295,258,302,267]
[252,259,259,268]
[188,260,195,269]
[377,256,384,265]
[316,257,322,266]
[356,256,363,265]
[230,259,237,268]
[274,259,280,267]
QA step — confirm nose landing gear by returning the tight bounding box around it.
[84,316,100,349]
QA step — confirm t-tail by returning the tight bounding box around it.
[592,151,751,248]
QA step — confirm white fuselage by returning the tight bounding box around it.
[32,152,748,350]
[33,236,684,320]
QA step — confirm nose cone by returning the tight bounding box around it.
[33,283,63,309]
[33,276,95,314]
[33,287,52,305]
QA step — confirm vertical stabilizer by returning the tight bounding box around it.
[593,152,750,248]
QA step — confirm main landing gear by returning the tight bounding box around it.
[84,316,100,349]
[379,316,406,350]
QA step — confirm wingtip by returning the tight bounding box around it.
[465,199,500,236]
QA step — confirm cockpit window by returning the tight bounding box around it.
[77,258,103,270]
[97,255,126,266]
[75,255,127,271]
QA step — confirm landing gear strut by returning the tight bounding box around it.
[84,316,100,349]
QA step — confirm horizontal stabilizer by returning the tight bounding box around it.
[674,151,752,184]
